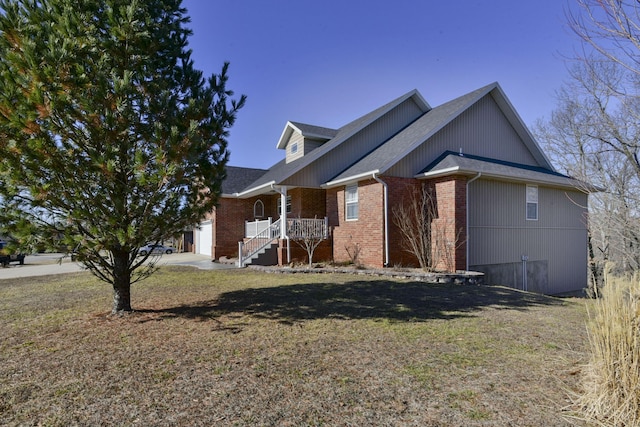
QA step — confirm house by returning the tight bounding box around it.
[194,82,593,295]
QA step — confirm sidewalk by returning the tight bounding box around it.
[0,252,237,280]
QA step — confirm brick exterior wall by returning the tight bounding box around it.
[211,189,331,263]
[329,176,468,271]
[212,197,258,259]
[212,176,468,271]
[385,177,422,267]
[424,176,467,271]
[329,179,386,268]
[287,187,326,219]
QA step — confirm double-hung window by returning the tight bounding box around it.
[345,184,358,220]
[277,195,292,215]
[526,185,538,220]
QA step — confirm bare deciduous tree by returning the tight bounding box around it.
[533,1,640,294]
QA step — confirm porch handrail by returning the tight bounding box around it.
[286,217,329,239]
[238,218,281,267]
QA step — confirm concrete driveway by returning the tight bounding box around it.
[0,252,237,280]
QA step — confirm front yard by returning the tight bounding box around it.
[0,267,590,426]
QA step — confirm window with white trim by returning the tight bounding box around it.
[290,142,298,154]
[277,195,292,215]
[526,185,538,220]
[253,199,264,218]
[345,184,358,220]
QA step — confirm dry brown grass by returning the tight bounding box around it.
[576,272,640,426]
[0,267,591,426]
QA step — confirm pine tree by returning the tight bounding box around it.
[0,0,245,314]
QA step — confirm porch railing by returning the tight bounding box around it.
[238,218,281,267]
[286,217,329,239]
[238,217,329,267]
[245,217,272,238]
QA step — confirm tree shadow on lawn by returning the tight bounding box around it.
[137,280,568,324]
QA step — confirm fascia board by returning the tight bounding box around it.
[417,167,594,192]
[410,89,431,111]
[414,166,464,178]
[323,170,380,188]
[234,180,277,199]
[276,122,296,150]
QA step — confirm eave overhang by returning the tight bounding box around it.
[322,170,380,188]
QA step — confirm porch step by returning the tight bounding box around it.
[244,241,279,266]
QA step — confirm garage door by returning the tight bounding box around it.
[196,220,212,256]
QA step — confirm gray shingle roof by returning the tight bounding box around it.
[288,121,338,139]
[221,166,269,195]
[237,89,430,196]
[326,83,499,184]
[420,151,594,190]
[234,83,576,195]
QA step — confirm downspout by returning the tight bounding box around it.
[466,172,481,271]
[372,174,389,267]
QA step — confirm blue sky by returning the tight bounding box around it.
[182,0,579,169]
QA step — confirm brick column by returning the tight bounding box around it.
[427,177,467,272]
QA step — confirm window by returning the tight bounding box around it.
[253,199,264,218]
[526,185,538,220]
[290,142,298,154]
[345,184,358,220]
[277,195,292,215]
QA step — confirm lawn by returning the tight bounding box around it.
[0,267,590,426]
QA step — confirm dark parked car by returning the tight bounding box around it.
[0,240,26,267]
[138,244,175,256]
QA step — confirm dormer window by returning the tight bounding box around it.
[290,142,298,154]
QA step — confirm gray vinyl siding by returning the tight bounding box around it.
[283,98,424,187]
[386,94,540,177]
[468,179,588,294]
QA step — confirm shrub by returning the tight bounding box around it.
[577,269,640,425]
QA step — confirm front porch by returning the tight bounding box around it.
[239,217,329,267]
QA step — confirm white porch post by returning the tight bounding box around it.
[277,186,290,264]
[279,186,287,239]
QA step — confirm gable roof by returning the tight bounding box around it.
[235,83,575,196]
[235,89,430,197]
[276,121,338,149]
[417,151,596,191]
[324,82,552,187]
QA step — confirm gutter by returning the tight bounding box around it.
[466,172,481,271]
[234,180,276,199]
[372,173,389,267]
[323,170,380,188]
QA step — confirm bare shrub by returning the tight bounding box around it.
[576,267,640,425]
[432,224,464,273]
[392,185,461,272]
[344,239,362,266]
[392,186,433,270]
